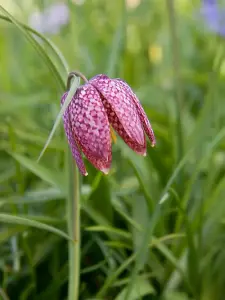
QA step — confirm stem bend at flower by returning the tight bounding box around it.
[67,71,88,90]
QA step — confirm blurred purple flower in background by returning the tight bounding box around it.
[200,0,225,36]
[29,2,69,35]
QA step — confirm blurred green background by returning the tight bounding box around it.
[1,0,225,299]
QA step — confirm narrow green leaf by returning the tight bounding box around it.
[105,241,132,249]
[124,202,162,300]
[0,14,69,73]
[0,5,65,90]
[81,260,106,275]
[8,153,65,191]
[82,203,111,227]
[85,226,131,239]
[20,283,35,300]
[114,204,142,231]
[115,277,155,300]
[0,213,72,241]
[87,175,113,223]
[96,254,136,298]
[128,159,154,212]
[37,76,80,162]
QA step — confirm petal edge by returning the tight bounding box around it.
[61,92,88,176]
[115,78,156,147]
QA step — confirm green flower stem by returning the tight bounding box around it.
[66,75,81,300]
[67,151,80,300]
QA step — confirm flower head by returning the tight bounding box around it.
[61,72,155,176]
[199,0,225,36]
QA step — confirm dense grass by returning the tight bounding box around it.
[1,0,225,299]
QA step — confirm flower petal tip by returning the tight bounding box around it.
[143,152,147,157]
[84,172,88,176]
[151,143,156,148]
[101,168,110,175]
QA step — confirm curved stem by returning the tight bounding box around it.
[67,71,88,90]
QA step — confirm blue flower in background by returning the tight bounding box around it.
[29,2,69,35]
[200,0,225,36]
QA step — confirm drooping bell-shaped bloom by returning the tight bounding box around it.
[61,74,155,176]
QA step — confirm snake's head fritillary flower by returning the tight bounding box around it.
[61,72,156,176]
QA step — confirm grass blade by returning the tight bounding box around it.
[0,5,65,91]
[0,14,69,74]
[9,152,64,191]
[0,213,72,241]
[37,76,80,162]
